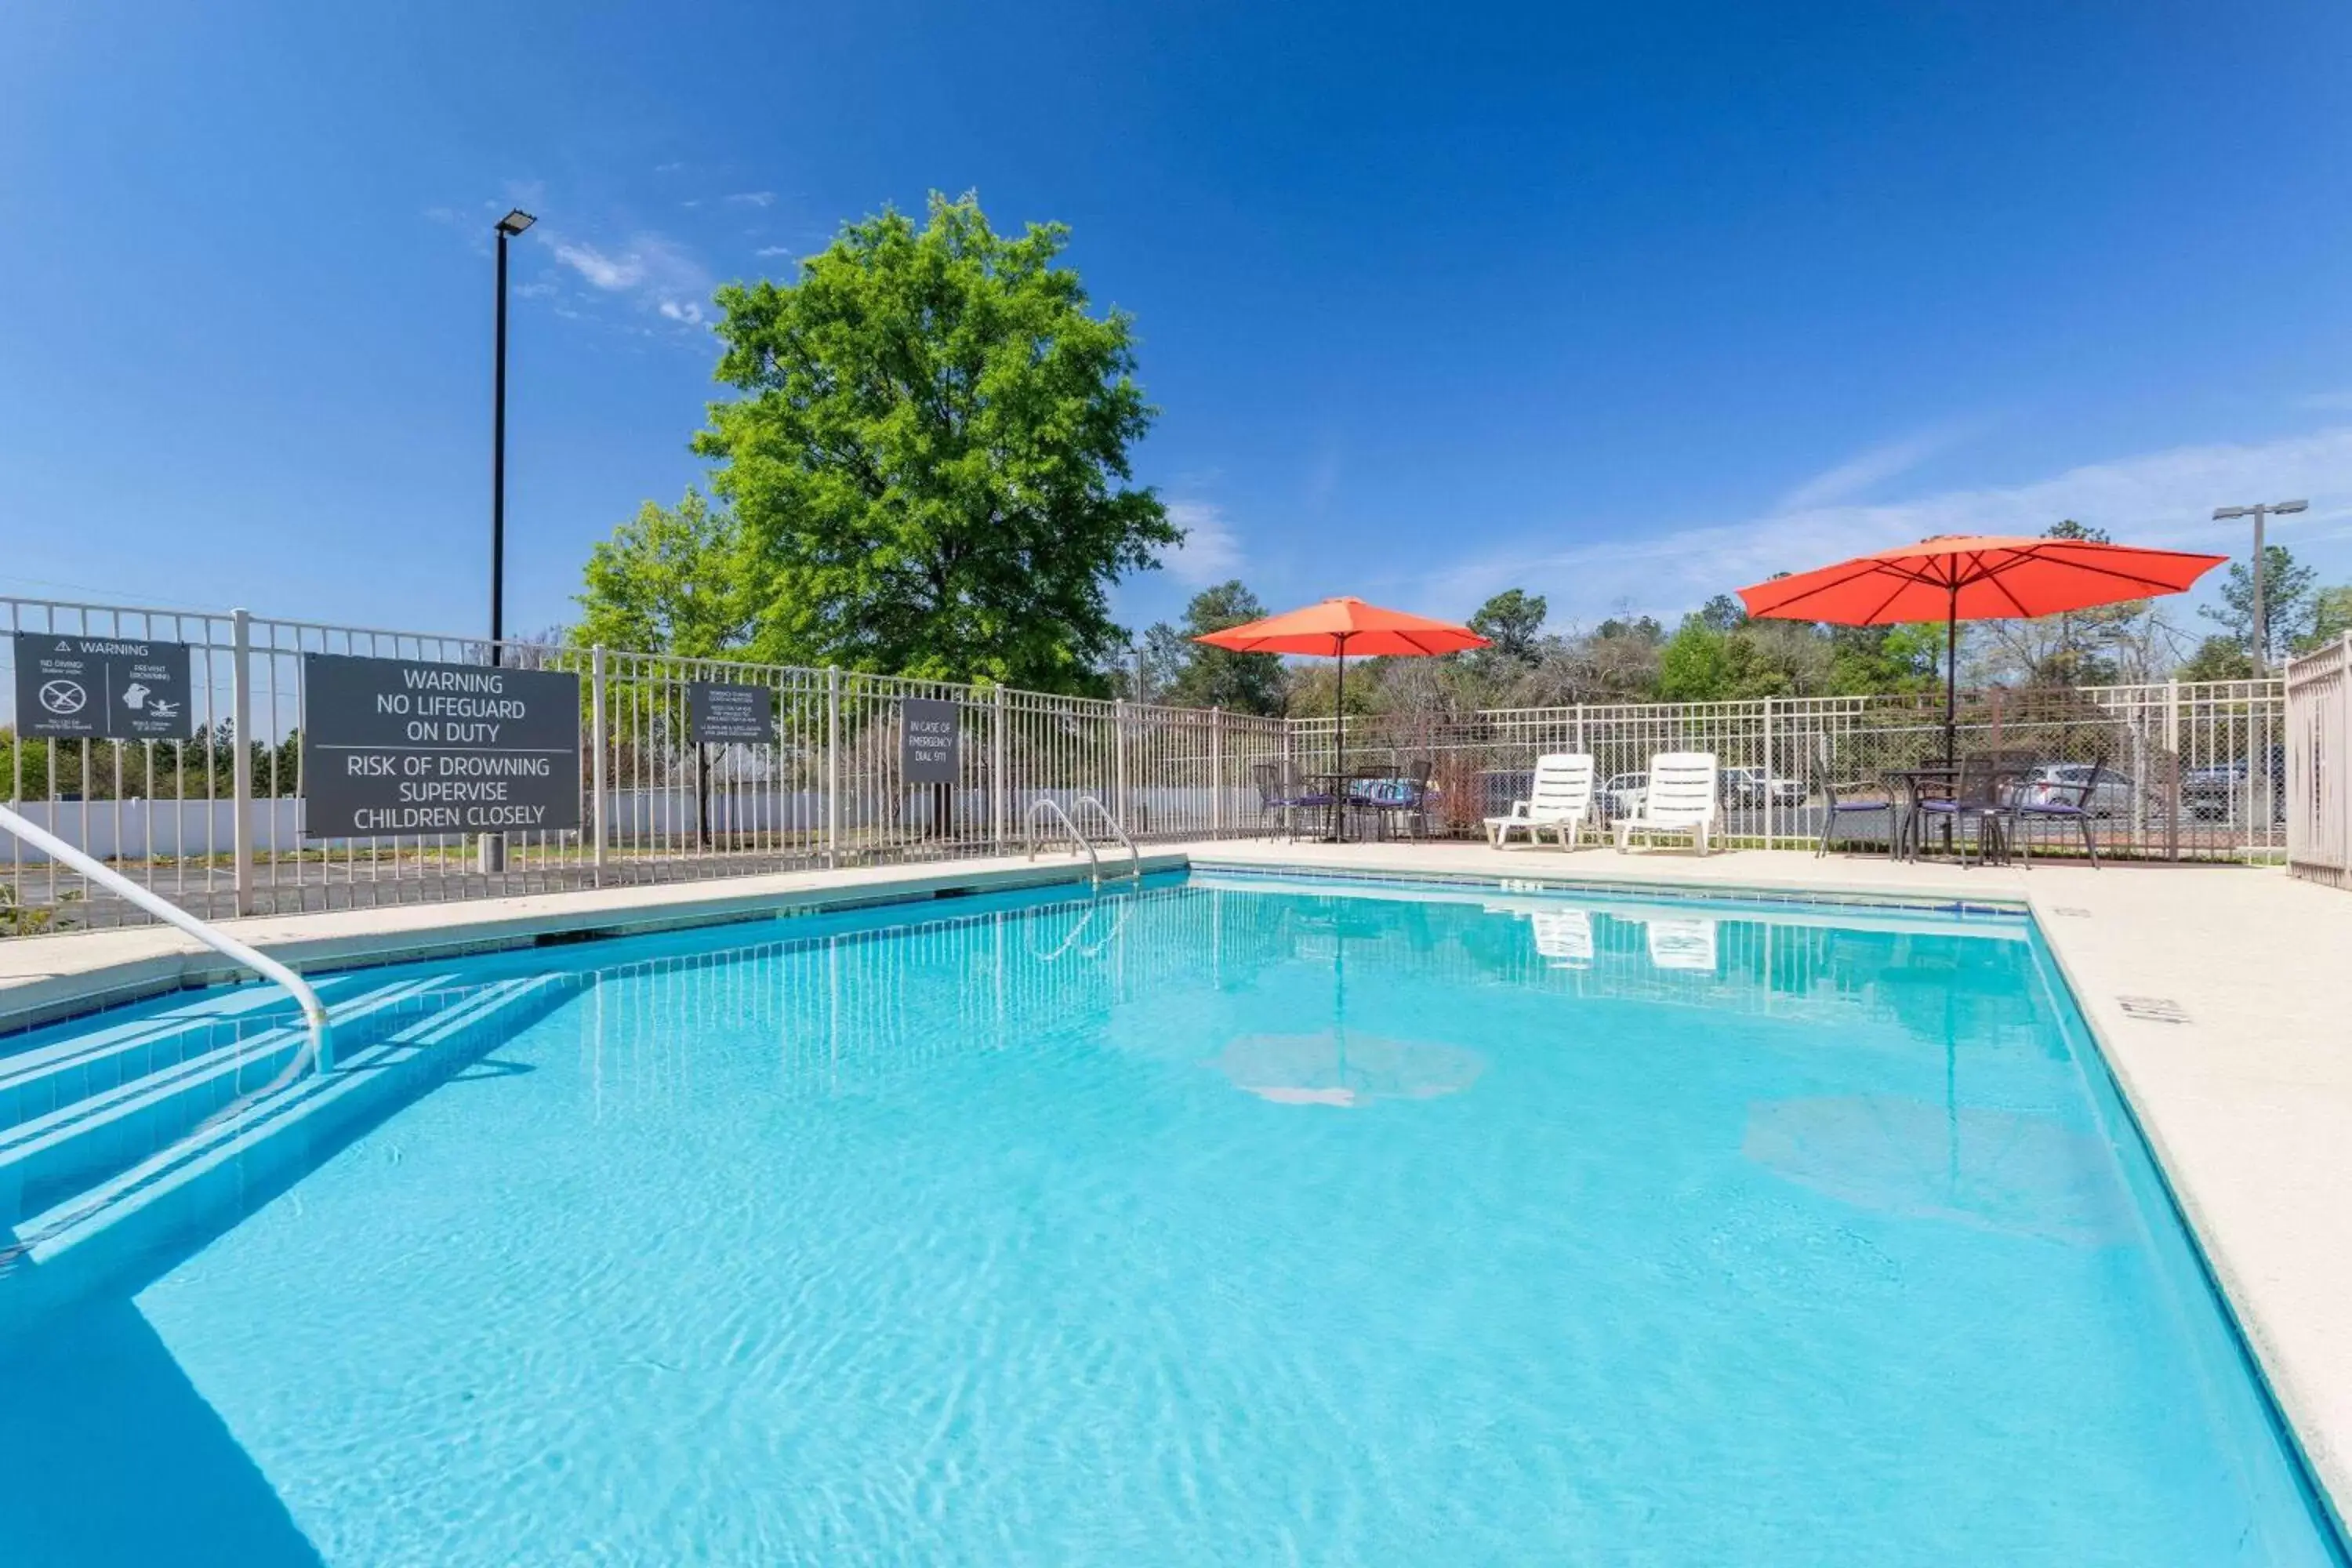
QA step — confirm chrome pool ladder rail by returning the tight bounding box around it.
[1072,796,1142,884]
[0,802,334,1070]
[1023,795,1141,885]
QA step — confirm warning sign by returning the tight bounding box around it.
[11,633,194,741]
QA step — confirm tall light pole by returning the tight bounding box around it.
[484,209,534,877]
[2212,498,2307,668]
[491,208,535,667]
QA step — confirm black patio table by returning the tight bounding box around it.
[1887,761,2034,864]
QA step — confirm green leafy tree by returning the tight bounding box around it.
[0,729,49,800]
[1468,590,1548,666]
[1696,593,1748,633]
[2202,543,2318,665]
[2298,585,2352,654]
[1657,619,1735,700]
[696,193,1178,691]
[1828,624,1944,695]
[1140,581,1285,714]
[574,489,753,658]
[1657,613,1829,700]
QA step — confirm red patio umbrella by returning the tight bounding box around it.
[1737,534,2227,763]
[1192,596,1489,774]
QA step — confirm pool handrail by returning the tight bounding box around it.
[0,802,332,1069]
[1071,796,1143,884]
[1024,797,1103,884]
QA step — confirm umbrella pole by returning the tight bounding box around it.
[1335,637,1348,777]
[1334,637,1348,842]
[1943,583,1959,768]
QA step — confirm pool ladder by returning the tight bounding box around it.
[1024,796,1142,886]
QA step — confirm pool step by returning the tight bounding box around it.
[0,971,583,1324]
[0,975,449,1138]
[0,978,454,1225]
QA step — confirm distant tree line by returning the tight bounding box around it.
[0,724,301,803]
[1120,522,2352,717]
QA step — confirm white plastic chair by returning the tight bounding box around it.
[1614,751,1719,855]
[1486,753,1596,848]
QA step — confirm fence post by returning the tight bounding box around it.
[992,684,1007,851]
[2163,677,2181,862]
[590,644,608,878]
[1281,717,1298,837]
[1114,699,1129,833]
[1211,708,1226,838]
[230,608,255,916]
[825,666,840,869]
[1761,695,1776,851]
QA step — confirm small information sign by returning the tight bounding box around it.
[690,681,777,746]
[900,698,960,784]
[11,632,193,741]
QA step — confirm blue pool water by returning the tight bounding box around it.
[0,871,2341,1565]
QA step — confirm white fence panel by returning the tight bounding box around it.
[2287,637,2351,890]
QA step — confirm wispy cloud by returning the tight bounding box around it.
[1163,500,1244,586]
[1773,422,1977,512]
[550,239,644,291]
[1431,425,2352,624]
[653,160,685,173]
[725,191,776,207]
[754,245,794,258]
[542,230,711,330]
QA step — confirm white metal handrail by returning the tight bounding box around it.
[1024,797,1102,883]
[0,802,332,1068]
[1072,796,1142,883]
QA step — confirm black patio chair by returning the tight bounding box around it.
[1817,774,1898,858]
[1908,754,2010,866]
[1358,759,1436,840]
[1811,735,1896,858]
[2007,760,2106,867]
[1250,760,1333,841]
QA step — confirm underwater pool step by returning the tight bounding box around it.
[0,975,449,1138]
[0,976,531,1232]
[0,972,584,1321]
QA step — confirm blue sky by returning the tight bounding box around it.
[5,0,2352,648]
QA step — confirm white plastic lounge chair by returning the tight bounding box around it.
[1486,753,1596,848]
[1529,909,1595,968]
[1614,751,1719,855]
[1646,916,1719,971]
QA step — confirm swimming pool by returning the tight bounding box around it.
[0,869,2341,1565]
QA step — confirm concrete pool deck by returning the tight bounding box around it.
[3,838,2349,1522]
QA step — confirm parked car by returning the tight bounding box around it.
[2183,749,2287,822]
[1597,771,1648,820]
[1719,767,1807,808]
[2016,763,2137,819]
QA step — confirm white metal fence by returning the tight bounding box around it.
[1297,678,2286,861]
[2,596,1287,934]
[2286,636,2351,891]
[0,591,2295,935]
